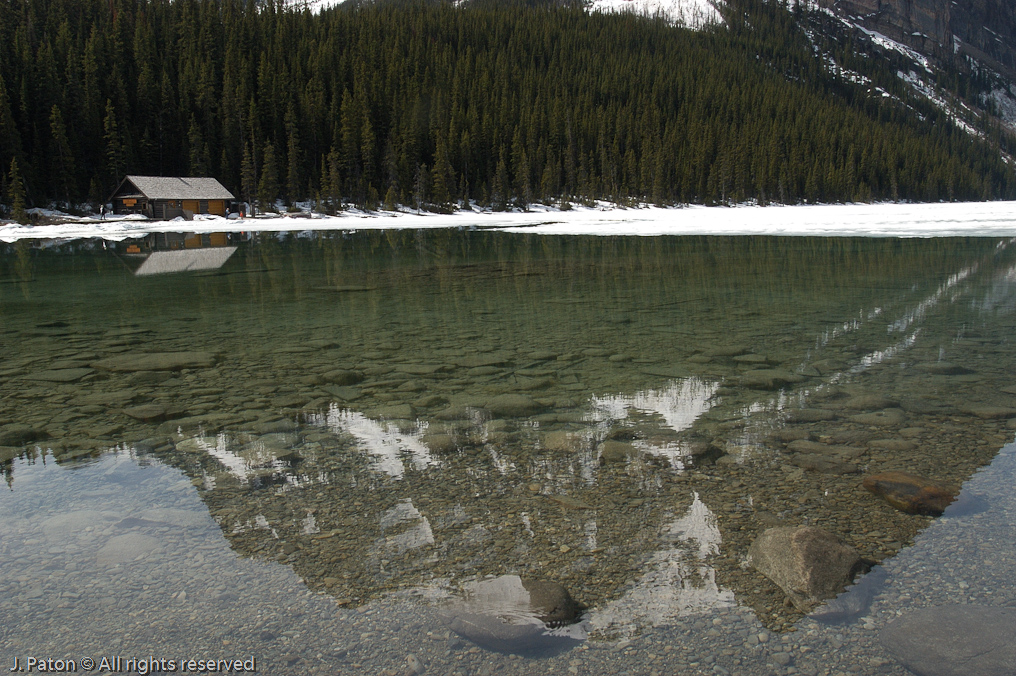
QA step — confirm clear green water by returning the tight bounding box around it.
[2,232,1015,675]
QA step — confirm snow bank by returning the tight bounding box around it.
[588,0,723,27]
[3,201,1016,243]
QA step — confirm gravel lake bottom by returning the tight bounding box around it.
[2,230,1015,675]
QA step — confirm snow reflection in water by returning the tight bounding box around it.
[590,492,734,637]
[588,378,718,466]
[315,405,437,478]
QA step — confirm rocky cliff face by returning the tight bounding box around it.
[817,0,1016,79]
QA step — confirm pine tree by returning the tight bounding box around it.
[258,141,280,212]
[0,74,21,179]
[285,102,302,203]
[413,163,429,212]
[240,142,258,209]
[188,117,210,176]
[384,184,399,211]
[326,145,342,214]
[6,158,29,224]
[103,99,127,187]
[49,105,76,206]
[491,154,509,212]
[431,138,454,208]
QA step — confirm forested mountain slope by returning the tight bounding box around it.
[0,0,1013,214]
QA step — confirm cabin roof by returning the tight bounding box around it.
[113,176,235,201]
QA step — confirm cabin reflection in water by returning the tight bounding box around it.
[120,232,245,275]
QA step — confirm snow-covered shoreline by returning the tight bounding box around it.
[2,200,1016,243]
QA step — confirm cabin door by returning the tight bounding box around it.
[182,200,199,215]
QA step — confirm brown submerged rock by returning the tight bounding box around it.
[862,471,957,515]
[598,440,637,464]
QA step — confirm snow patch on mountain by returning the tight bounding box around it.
[588,0,722,27]
[989,87,1016,130]
[289,0,342,12]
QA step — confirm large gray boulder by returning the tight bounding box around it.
[748,526,864,612]
[880,605,1016,676]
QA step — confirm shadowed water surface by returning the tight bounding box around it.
[2,231,1015,675]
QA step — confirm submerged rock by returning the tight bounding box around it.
[0,424,47,446]
[880,605,1016,676]
[867,438,917,452]
[958,404,1016,419]
[439,575,584,655]
[790,454,859,474]
[96,533,162,565]
[421,432,458,454]
[838,394,899,410]
[29,367,94,382]
[848,408,906,426]
[542,431,587,453]
[787,440,864,458]
[321,368,363,386]
[370,404,416,420]
[748,526,864,613]
[123,404,186,423]
[91,351,218,372]
[921,362,976,375]
[739,369,805,390]
[485,394,546,418]
[41,509,111,539]
[598,440,637,464]
[456,354,511,368]
[862,471,957,516]
[785,409,837,423]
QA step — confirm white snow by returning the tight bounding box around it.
[858,27,933,73]
[989,87,1016,129]
[5,201,1016,242]
[898,69,982,138]
[588,0,722,27]
[289,0,724,26]
[288,0,343,12]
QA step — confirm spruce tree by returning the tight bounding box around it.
[7,158,29,224]
[258,142,280,213]
[49,105,76,207]
[103,100,127,187]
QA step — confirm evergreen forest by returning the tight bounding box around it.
[1,0,1014,216]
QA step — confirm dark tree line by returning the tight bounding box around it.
[0,0,1013,218]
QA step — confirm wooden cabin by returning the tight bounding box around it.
[109,176,235,220]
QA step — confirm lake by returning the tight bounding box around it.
[2,230,1015,675]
